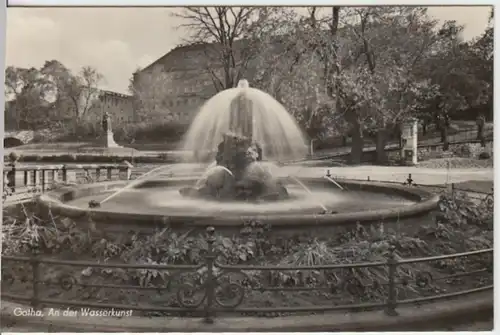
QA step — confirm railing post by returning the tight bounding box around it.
[51,169,57,186]
[62,165,68,183]
[24,170,29,188]
[6,169,15,194]
[385,245,399,316]
[83,168,91,183]
[107,167,113,181]
[41,169,46,192]
[30,249,41,309]
[6,156,17,193]
[120,161,133,180]
[33,169,39,191]
[204,226,216,324]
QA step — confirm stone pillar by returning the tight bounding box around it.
[402,118,418,166]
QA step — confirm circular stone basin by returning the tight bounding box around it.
[38,171,440,232]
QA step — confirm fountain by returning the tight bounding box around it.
[179,80,296,202]
[38,80,440,234]
[183,79,308,163]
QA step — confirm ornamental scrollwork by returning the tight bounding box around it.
[213,270,249,309]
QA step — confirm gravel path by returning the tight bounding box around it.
[436,319,493,331]
[122,164,493,188]
[417,157,493,169]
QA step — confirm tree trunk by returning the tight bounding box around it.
[477,124,485,141]
[399,137,406,165]
[375,129,388,165]
[478,123,486,147]
[441,127,449,151]
[350,122,364,164]
[342,136,347,147]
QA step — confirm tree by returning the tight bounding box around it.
[4,66,52,130]
[466,9,494,120]
[41,61,104,122]
[335,7,451,163]
[249,7,343,141]
[413,18,492,151]
[172,7,266,91]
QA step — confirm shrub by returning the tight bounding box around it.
[478,151,491,160]
[54,120,102,142]
[435,190,493,228]
[114,121,189,143]
[451,143,472,158]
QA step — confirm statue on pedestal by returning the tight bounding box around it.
[101,111,121,148]
[102,111,111,133]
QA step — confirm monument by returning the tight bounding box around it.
[402,118,418,165]
[101,111,122,148]
[74,110,134,154]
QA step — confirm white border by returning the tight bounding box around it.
[493,4,499,333]
[1,0,6,232]
[6,0,498,6]
[2,2,497,335]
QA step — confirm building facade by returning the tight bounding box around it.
[133,42,252,124]
[81,89,136,128]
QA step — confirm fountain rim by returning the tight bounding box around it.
[37,177,440,228]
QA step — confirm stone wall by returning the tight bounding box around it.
[387,141,493,163]
[332,140,493,165]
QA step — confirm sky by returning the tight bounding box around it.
[6,6,492,94]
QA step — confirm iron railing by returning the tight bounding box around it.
[1,226,493,323]
[325,171,493,196]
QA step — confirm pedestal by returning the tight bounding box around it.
[402,119,418,165]
[105,130,121,148]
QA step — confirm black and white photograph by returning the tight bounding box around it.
[1,4,494,332]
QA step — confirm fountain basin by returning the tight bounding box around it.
[37,176,440,236]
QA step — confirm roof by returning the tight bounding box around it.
[139,39,257,74]
[98,89,132,100]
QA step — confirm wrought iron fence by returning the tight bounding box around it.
[1,227,493,323]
